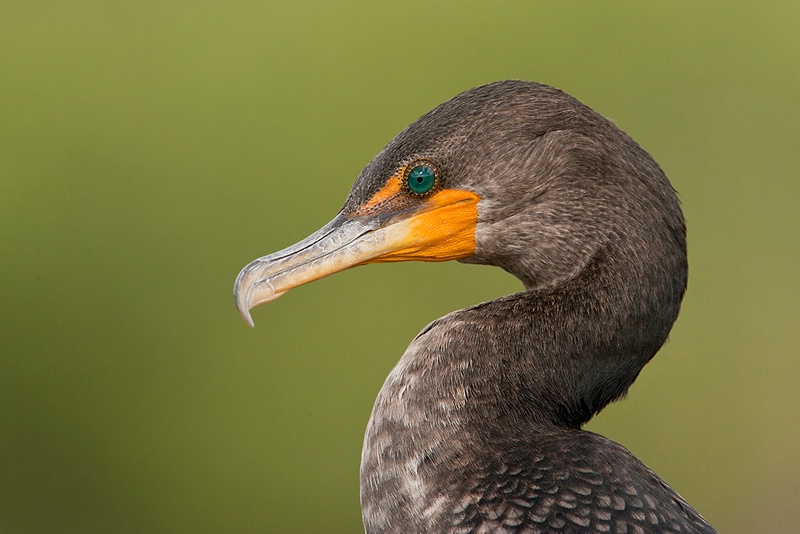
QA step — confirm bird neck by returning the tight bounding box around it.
[360,244,684,528]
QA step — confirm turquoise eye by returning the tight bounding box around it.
[406,164,436,195]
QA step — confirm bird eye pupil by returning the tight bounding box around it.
[407,165,436,195]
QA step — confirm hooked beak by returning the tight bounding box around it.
[233,187,479,326]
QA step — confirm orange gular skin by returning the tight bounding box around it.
[358,179,480,264]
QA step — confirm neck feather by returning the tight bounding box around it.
[360,243,685,530]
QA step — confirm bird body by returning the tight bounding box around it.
[235,81,716,533]
[361,291,711,533]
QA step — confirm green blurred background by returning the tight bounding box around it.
[2,2,799,532]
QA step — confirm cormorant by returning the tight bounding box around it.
[234,81,716,533]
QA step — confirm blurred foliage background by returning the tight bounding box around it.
[2,1,799,532]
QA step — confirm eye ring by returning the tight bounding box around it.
[403,160,439,196]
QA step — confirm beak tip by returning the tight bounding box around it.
[234,296,256,327]
[233,270,256,327]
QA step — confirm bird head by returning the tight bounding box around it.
[234,81,686,327]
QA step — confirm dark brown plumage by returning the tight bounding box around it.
[235,80,716,533]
